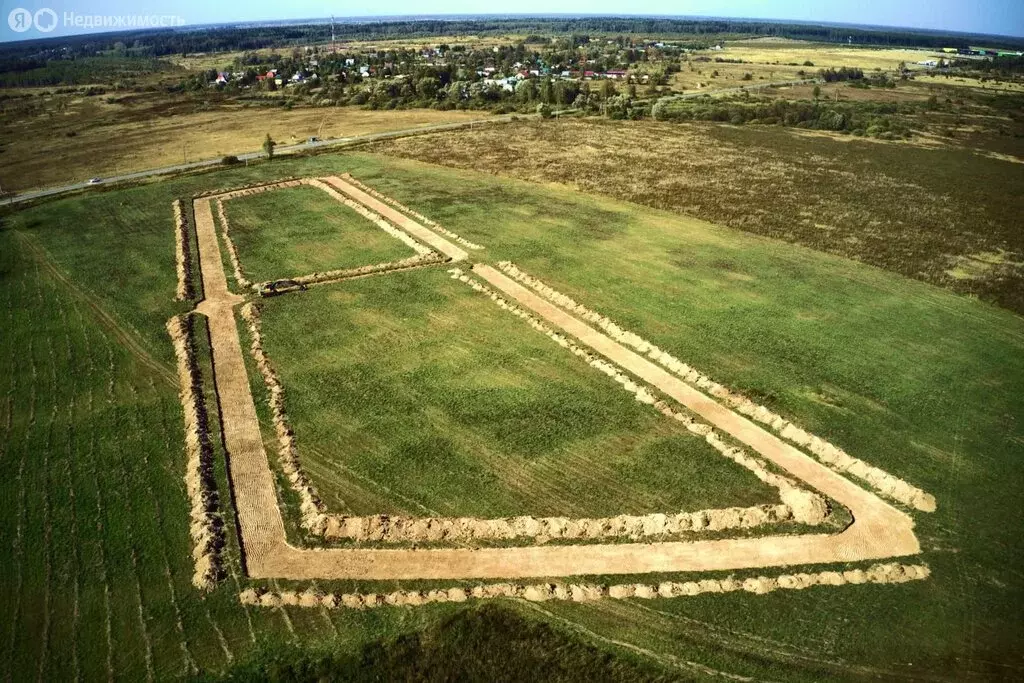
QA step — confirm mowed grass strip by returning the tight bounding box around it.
[257,267,776,520]
[221,184,415,284]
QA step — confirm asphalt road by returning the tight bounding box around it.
[7,115,516,205]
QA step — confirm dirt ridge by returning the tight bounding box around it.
[166,314,224,589]
[305,178,433,256]
[239,302,330,535]
[214,199,252,291]
[239,562,930,610]
[254,253,446,293]
[172,199,192,301]
[243,292,807,544]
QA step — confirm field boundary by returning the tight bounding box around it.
[167,314,224,590]
[495,261,937,512]
[239,561,929,610]
[170,176,932,589]
[213,177,445,294]
[172,199,192,301]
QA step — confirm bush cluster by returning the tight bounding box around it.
[652,97,915,138]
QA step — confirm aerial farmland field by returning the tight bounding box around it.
[2,145,1022,679]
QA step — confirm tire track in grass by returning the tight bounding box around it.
[946,403,976,676]
[11,262,55,680]
[5,323,35,682]
[0,266,27,682]
[311,582,340,639]
[12,232,175,387]
[55,292,82,683]
[624,600,914,680]
[519,602,751,681]
[145,373,200,677]
[36,317,59,683]
[116,376,163,682]
[270,580,299,643]
[71,301,114,683]
[99,340,153,681]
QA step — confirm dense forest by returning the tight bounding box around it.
[2,15,1023,76]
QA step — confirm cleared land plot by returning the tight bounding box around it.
[256,267,778,519]
[3,151,1022,678]
[220,184,416,283]
[669,62,807,92]
[717,42,945,71]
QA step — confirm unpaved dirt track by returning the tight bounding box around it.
[322,175,469,262]
[192,198,287,572]
[188,189,923,582]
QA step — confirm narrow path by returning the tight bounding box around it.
[322,176,468,261]
[188,191,922,583]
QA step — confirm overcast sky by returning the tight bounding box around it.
[3,0,1023,42]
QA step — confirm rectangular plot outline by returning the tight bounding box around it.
[178,177,927,584]
[218,179,830,546]
[213,178,439,293]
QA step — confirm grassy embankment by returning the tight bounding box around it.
[1,151,1021,679]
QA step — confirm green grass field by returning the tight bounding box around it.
[256,267,775,520]
[221,184,415,283]
[2,149,1022,680]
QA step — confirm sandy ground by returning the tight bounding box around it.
[184,182,926,582]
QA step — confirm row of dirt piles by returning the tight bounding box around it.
[172,200,193,301]
[196,177,304,199]
[214,199,253,291]
[166,314,224,590]
[339,173,485,250]
[449,268,830,528]
[323,504,795,543]
[239,562,930,610]
[650,398,829,526]
[260,252,447,293]
[305,178,433,256]
[239,303,330,536]
[496,261,936,514]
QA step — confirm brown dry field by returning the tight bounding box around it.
[717,42,945,71]
[912,74,1024,93]
[367,117,1024,313]
[0,104,485,191]
[668,61,807,91]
